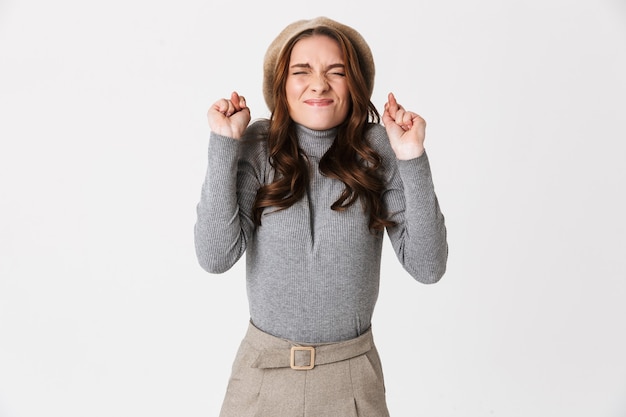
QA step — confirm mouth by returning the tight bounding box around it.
[304,99,334,107]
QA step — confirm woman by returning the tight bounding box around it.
[195,16,448,417]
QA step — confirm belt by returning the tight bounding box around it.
[250,332,373,371]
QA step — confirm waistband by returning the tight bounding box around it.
[244,322,373,370]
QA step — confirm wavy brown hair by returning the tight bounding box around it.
[253,26,395,232]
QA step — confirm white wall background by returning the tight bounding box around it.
[1,0,625,416]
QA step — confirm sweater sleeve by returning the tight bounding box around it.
[194,128,263,274]
[374,127,448,284]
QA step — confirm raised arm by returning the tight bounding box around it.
[381,93,448,283]
[194,91,257,273]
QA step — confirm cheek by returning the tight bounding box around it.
[334,82,350,102]
[286,77,304,91]
[337,86,351,110]
[284,81,296,107]
[285,80,302,102]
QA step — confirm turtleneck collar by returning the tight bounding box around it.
[294,123,337,159]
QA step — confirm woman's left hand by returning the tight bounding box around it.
[382,92,426,160]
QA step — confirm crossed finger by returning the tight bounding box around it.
[386,93,415,130]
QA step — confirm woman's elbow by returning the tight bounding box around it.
[407,247,448,284]
[195,245,240,274]
[418,265,446,284]
[197,256,233,274]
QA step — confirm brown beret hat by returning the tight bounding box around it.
[263,16,375,112]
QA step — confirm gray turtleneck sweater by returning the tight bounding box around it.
[195,120,447,343]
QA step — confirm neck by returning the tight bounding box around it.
[294,123,337,158]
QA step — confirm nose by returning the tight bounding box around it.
[310,73,329,92]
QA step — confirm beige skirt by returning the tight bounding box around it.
[218,322,390,417]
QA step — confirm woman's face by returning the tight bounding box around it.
[285,34,350,130]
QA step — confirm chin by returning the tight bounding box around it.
[300,118,342,131]
[306,123,336,131]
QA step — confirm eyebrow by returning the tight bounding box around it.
[289,63,345,70]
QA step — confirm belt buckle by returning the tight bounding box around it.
[290,346,315,370]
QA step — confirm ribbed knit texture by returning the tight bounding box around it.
[195,120,447,343]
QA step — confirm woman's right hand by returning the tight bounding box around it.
[207,91,251,139]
